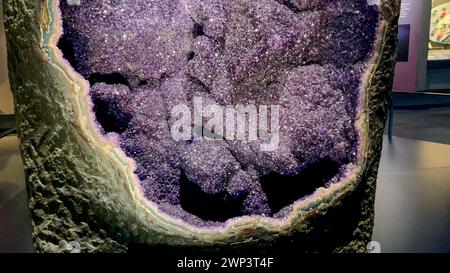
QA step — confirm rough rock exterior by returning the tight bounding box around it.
[3,0,400,253]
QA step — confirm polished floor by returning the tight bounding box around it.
[373,137,450,253]
[1,134,449,253]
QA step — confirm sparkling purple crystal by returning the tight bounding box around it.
[59,0,380,227]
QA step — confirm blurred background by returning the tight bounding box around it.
[0,2,34,252]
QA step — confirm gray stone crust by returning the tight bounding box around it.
[3,0,400,253]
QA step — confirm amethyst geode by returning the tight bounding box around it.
[3,0,400,253]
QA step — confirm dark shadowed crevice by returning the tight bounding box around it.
[91,97,132,134]
[260,158,342,214]
[276,0,301,13]
[179,170,245,222]
[88,72,131,89]
[57,22,90,78]
[58,23,90,78]
[187,51,196,61]
[187,75,211,94]
[138,79,149,86]
[57,32,77,69]
[87,72,133,133]
[192,22,205,38]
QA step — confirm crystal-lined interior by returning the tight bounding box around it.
[58,0,379,227]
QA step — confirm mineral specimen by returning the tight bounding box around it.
[3,0,401,253]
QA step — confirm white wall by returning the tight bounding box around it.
[393,0,432,92]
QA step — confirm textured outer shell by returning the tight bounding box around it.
[3,0,400,253]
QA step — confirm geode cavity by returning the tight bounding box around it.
[58,0,379,226]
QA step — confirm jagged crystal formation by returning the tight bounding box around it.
[59,0,379,227]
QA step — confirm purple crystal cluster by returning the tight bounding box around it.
[59,0,379,226]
